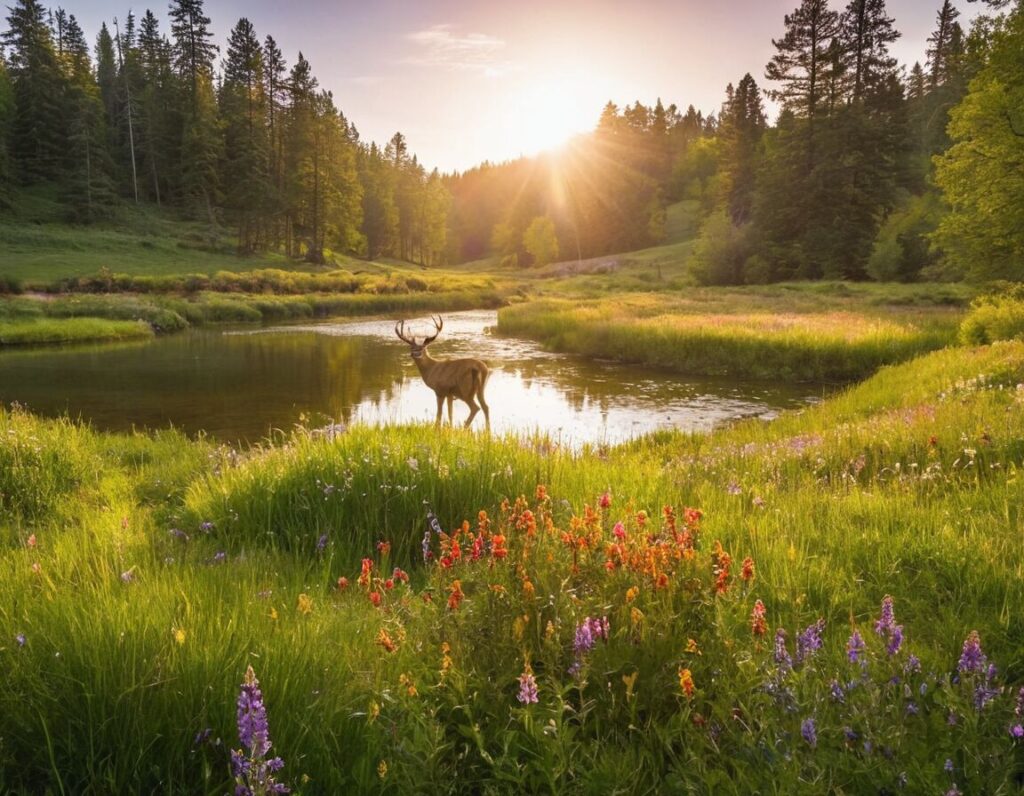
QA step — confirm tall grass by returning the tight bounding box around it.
[499,296,959,381]
[0,317,153,346]
[1,343,1023,792]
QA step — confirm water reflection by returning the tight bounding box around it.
[0,310,821,445]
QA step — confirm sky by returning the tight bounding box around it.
[63,0,982,173]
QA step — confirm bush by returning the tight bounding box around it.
[960,291,1024,345]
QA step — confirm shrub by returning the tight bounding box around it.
[960,291,1024,345]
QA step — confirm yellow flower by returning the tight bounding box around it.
[630,607,644,627]
[368,700,380,722]
[172,628,186,646]
[544,620,556,641]
[440,642,453,679]
[398,673,418,697]
[269,607,278,621]
[297,593,313,614]
[685,638,701,656]
[622,671,638,700]
[625,586,640,603]
[377,760,388,779]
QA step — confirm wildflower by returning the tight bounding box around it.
[398,673,417,697]
[269,608,278,621]
[944,759,954,773]
[886,625,904,656]
[957,630,987,674]
[376,628,396,653]
[522,579,535,599]
[232,665,289,795]
[491,534,508,559]
[15,633,26,647]
[447,580,464,611]
[30,562,41,575]
[337,577,349,590]
[904,655,921,674]
[368,701,380,722]
[801,717,817,748]
[169,528,189,542]
[946,787,962,796]
[26,533,36,548]
[599,492,611,509]
[440,642,453,679]
[613,522,626,540]
[535,484,548,502]
[740,557,755,582]
[377,540,391,557]
[517,665,539,704]
[906,702,919,716]
[358,559,373,589]
[316,534,328,553]
[296,594,313,615]
[200,521,214,533]
[377,760,388,779]
[1011,725,1024,739]
[369,591,382,607]
[384,579,394,590]
[750,600,768,637]
[173,628,186,646]
[421,529,432,563]
[686,638,701,656]
[773,629,792,671]
[875,595,896,637]
[622,671,638,700]
[212,551,227,564]
[630,607,644,628]
[120,568,136,584]
[678,667,695,698]
[796,619,825,664]
[846,630,865,664]
[726,482,742,496]
[625,586,639,603]
[829,680,845,703]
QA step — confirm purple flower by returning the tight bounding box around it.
[1016,686,1024,716]
[726,482,742,496]
[796,619,825,664]
[573,621,595,657]
[1010,725,1024,739]
[886,625,904,656]
[829,680,845,703]
[874,595,895,637]
[904,655,921,674]
[517,670,539,704]
[15,633,26,647]
[846,630,865,664]
[200,521,215,533]
[958,631,987,674]
[169,528,189,542]
[233,666,289,796]
[213,551,227,565]
[906,701,918,716]
[945,787,962,796]
[801,717,817,748]
[944,759,954,773]
[843,726,858,742]
[316,534,328,553]
[194,727,213,747]
[773,629,792,671]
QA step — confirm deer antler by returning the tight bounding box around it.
[422,315,443,346]
[394,320,416,345]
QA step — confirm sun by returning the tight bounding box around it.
[510,76,598,157]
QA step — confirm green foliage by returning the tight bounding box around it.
[934,6,1024,281]
[0,316,152,346]
[867,192,943,282]
[960,290,1024,344]
[688,210,753,286]
[522,216,559,268]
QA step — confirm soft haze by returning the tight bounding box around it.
[63,0,981,172]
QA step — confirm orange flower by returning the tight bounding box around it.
[625,586,639,603]
[337,576,349,590]
[376,628,397,653]
[740,557,755,582]
[535,484,548,502]
[491,534,508,559]
[369,591,382,607]
[678,667,695,698]
[750,599,768,637]
[522,579,535,600]
[447,579,464,611]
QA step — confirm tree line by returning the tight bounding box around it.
[0,0,1021,281]
[0,0,450,264]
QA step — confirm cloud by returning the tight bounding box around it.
[405,24,517,77]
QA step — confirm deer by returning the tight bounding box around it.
[394,315,491,429]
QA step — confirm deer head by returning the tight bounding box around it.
[394,315,443,360]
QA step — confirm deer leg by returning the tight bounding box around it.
[463,395,480,428]
[435,394,444,427]
[446,395,454,426]
[475,378,491,430]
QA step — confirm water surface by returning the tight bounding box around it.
[0,310,822,445]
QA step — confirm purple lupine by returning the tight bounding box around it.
[200,521,215,533]
[233,666,289,796]
[169,528,189,542]
[846,630,865,664]
[906,702,919,716]
[944,759,954,774]
[316,534,328,554]
[801,717,817,748]
[569,617,610,676]
[517,669,539,704]
[796,619,825,664]
[573,621,595,657]
[829,680,845,703]
[904,655,921,674]
[874,595,895,637]
[1011,725,1024,739]
[957,631,987,674]
[974,664,999,711]
[886,625,904,656]
[773,629,792,671]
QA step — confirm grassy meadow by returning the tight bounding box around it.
[2,334,1024,792]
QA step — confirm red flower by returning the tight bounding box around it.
[369,591,382,607]
[337,576,349,590]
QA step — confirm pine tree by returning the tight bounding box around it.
[168,0,217,105]
[222,17,269,251]
[907,61,927,101]
[927,1,962,88]
[284,52,319,258]
[63,13,115,219]
[765,0,842,122]
[94,23,117,130]
[2,0,67,181]
[841,0,899,103]
[0,55,14,204]
[719,74,766,224]
[359,142,399,259]
[263,35,287,244]
[136,10,176,204]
